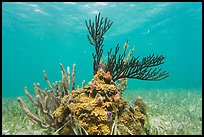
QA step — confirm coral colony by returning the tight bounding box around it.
[17,13,169,135]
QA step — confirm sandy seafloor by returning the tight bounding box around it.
[2,88,202,135]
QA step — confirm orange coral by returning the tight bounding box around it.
[104,71,111,80]
[103,71,111,84]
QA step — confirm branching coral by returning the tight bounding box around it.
[107,44,169,81]
[85,12,113,75]
[85,12,169,82]
[17,63,80,131]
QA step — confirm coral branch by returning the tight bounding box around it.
[67,66,71,92]
[106,41,169,81]
[60,63,69,95]
[72,64,76,90]
[17,97,50,129]
[24,86,39,107]
[116,42,135,93]
[43,70,54,91]
[86,12,113,74]
[18,63,84,131]
[82,80,85,89]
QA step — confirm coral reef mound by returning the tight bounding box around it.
[53,69,147,135]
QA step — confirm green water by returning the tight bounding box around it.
[2,2,202,97]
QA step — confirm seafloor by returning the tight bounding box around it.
[2,88,202,135]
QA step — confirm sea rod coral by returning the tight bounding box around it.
[17,13,169,135]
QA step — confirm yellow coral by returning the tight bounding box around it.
[53,69,148,135]
[91,107,107,121]
[53,105,66,123]
[98,123,111,135]
[97,83,118,92]
[93,68,105,83]
[88,124,99,135]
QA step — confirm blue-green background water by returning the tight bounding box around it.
[2,2,202,97]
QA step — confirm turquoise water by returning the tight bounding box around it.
[2,2,202,97]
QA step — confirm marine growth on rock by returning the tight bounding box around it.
[17,12,168,135]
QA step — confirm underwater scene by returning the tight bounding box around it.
[2,2,202,135]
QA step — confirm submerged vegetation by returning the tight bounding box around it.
[2,89,202,135]
[123,89,202,135]
[2,13,175,135]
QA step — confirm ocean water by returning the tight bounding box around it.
[2,2,202,97]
